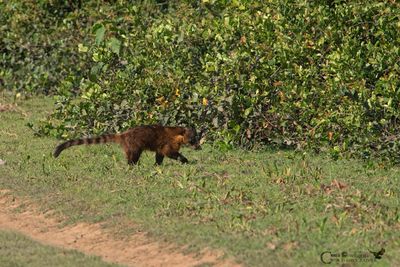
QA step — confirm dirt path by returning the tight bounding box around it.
[0,190,240,267]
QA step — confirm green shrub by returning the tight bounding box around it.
[6,1,400,161]
[0,0,98,94]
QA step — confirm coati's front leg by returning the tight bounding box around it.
[167,151,188,164]
[159,145,188,164]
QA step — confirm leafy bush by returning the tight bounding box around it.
[6,1,400,161]
[0,0,98,94]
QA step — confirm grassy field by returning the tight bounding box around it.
[1,96,399,266]
[0,230,119,267]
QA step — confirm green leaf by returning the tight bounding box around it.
[244,107,253,117]
[93,23,106,45]
[89,62,105,82]
[78,43,88,53]
[108,37,121,55]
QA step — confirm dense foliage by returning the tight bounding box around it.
[2,1,400,161]
[0,0,90,94]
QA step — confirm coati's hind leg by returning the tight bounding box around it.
[126,149,142,165]
[155,153,164,165]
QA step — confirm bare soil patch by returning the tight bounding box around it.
[0,190,240,267]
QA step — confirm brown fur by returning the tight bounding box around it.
[53,125,203,165]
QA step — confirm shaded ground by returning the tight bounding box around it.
[0,190,239,267]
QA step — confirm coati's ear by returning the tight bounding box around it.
[180,127,193,143]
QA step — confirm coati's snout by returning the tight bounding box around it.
[192,143,202,150]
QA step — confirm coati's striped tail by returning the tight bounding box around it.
[53,134,119,158]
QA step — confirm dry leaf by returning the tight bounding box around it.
[240,35,247,44]
[282,241,299,251]
[266,242,277,250]
[331,179,347,190]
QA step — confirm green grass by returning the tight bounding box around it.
[1,96,399,266]
[0,230,119,267]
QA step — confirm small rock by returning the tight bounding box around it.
[0,159,6,165]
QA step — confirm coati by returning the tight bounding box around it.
[53,125,204,165]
